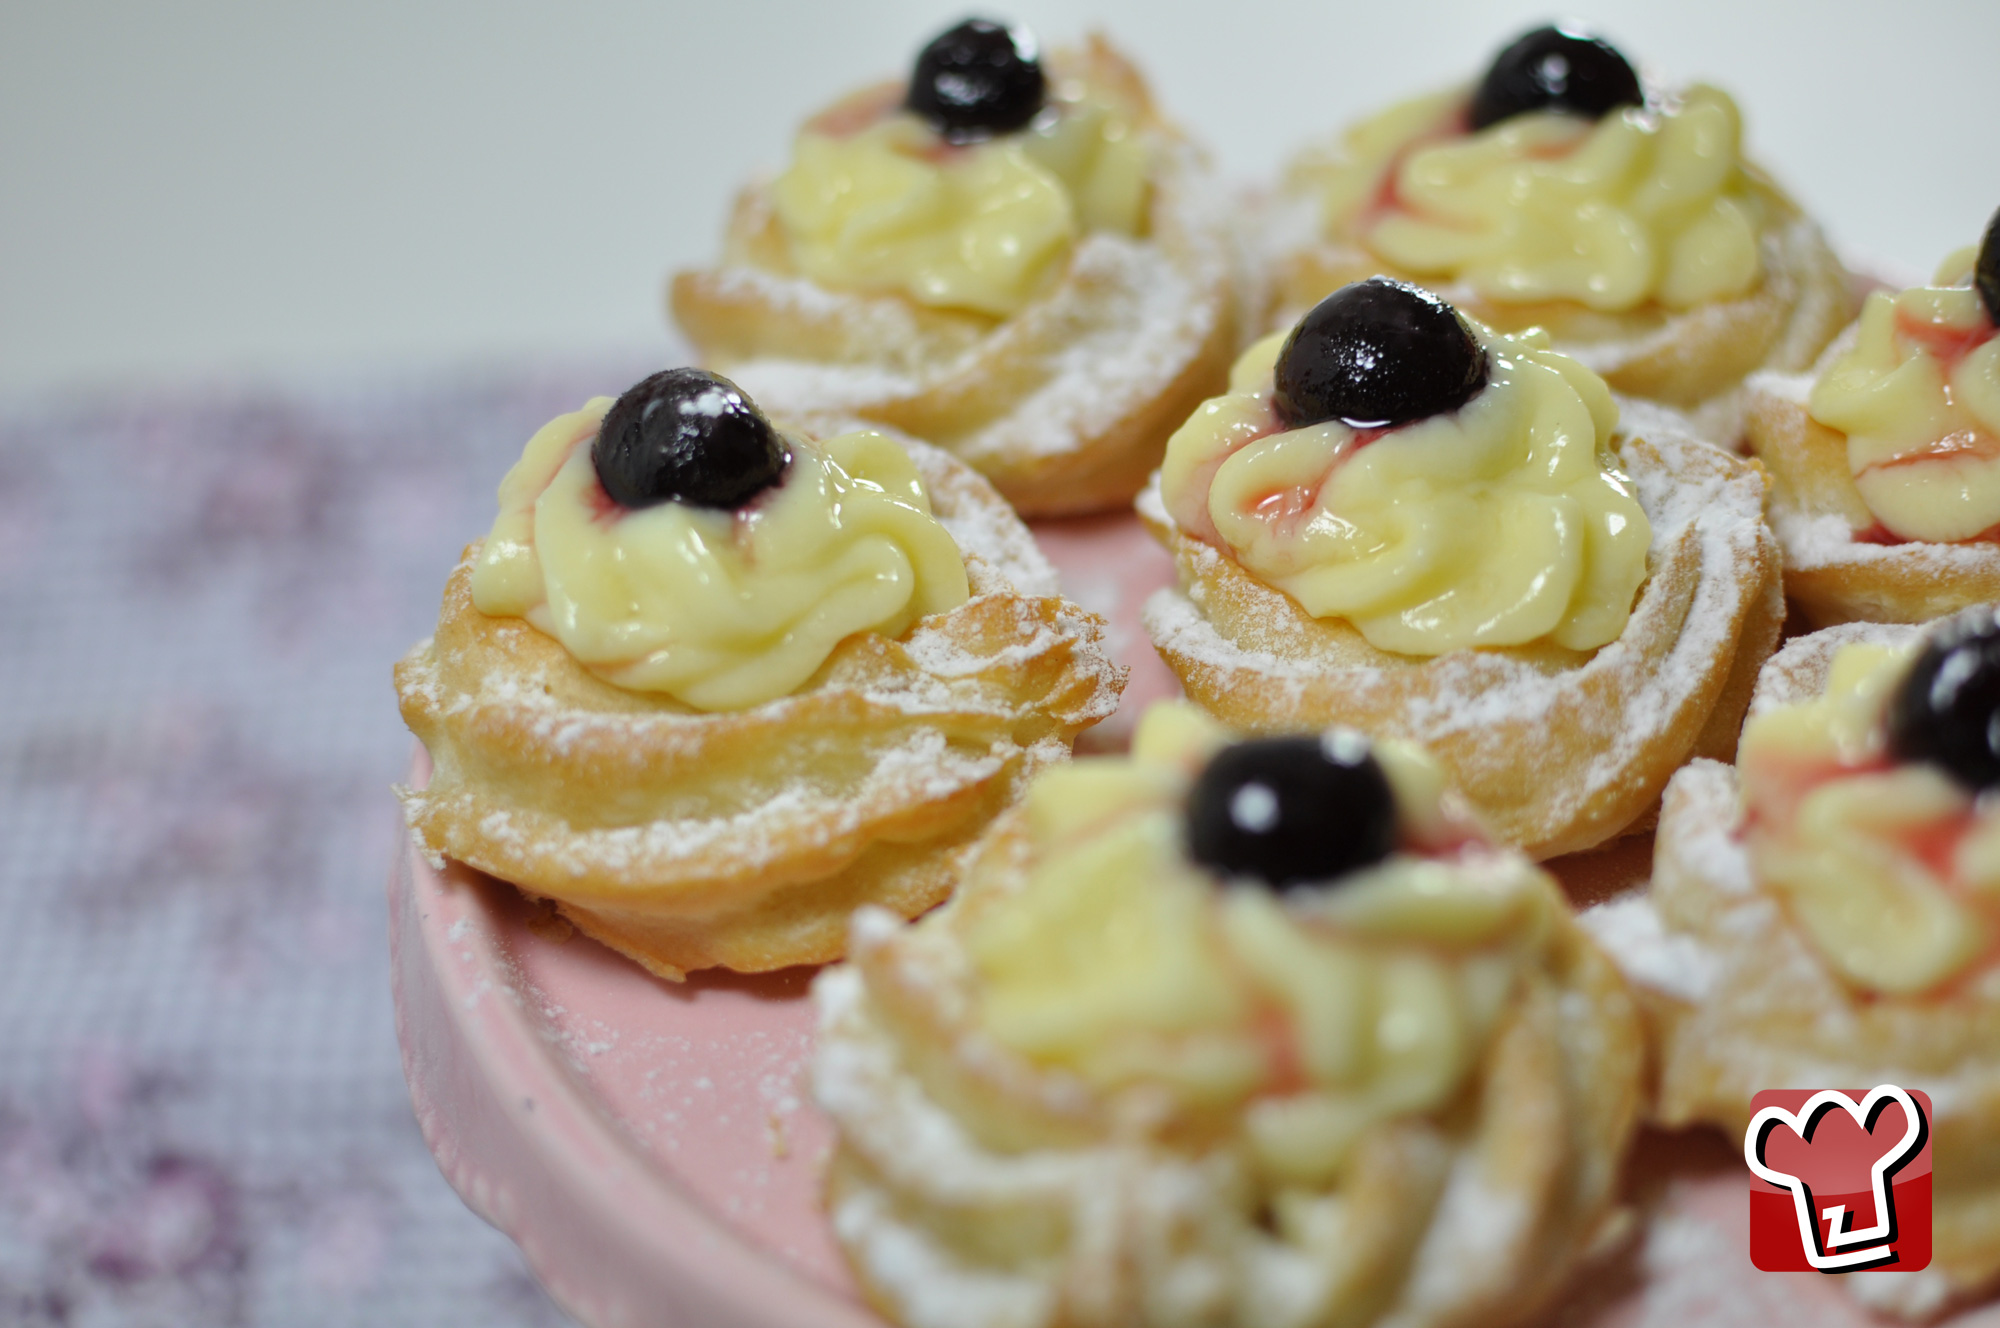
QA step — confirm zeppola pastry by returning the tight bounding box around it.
[815,703,1641,1328]
[395,368,1125,979]
[1588,615,2000,1316]
[1743,210,2000,626]
[1141,277,1783,857]
[1266,25,1853,432]
[671,20,1240,517]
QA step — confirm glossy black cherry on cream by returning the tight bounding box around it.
[1977,206,2000,325]
[1186,732,1398,889]
[592,368,790,511]
[1469,25,1643,131]
[1273,278,1489,432]
[1887,606,2000,790]
[906,18,1045,142]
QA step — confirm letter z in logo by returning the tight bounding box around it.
[1744,1086,1931,1272]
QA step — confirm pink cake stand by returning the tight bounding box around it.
[389,514,1992,1328]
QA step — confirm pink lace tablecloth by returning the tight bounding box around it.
[0,358,668,1326]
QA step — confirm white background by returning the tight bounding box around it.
[2,0,1993,397]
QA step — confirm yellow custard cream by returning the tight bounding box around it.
[1161,323,1650,656]
[1809,246,2000,543]
[1302,85,1763,313]
[964,704,1555,1179]
[770,82,1149,318]
[470,400,970,711]
[1739,642,1998,994]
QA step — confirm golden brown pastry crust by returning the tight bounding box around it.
[671,37,1241,518]
[1139,409,1784,859]
[394,441,1125,979]
[1633,622,2000,1312]
[1267,168,1854,429]
[1743,357,2000,627]
[813,812,1643,1328]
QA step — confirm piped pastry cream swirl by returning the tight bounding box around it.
[815,703,1642,1328]
[1808,246,2000,544]
[1739,640,1999,995]
[770,73,1149,318]
[1301,84,1763,315]
[965,705,1553,1144]
[1159,321,1650,656]
[469,399,969,711]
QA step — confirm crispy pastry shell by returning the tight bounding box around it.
[670,38,1242,518]
[1743,358,2000,627]
[1139,407,1783,859]
[394,442,1126,979]
[813,815,1643,1328]
[1629,623,2000,1316]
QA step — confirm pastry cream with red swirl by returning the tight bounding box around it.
[769,73,1149,319]
[1738,640,2000,995]
[963,703,1555,1182]
[1808,246,2000,544]
[1159,322,1650,656]
[1295,84,1763,314]
[469,400,969,711]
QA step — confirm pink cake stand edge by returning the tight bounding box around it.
[387,747,878,1328]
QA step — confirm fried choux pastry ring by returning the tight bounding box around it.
[671,23,1240,517]
[1141,280,1783,859]
[1744,213,2000,627]
[1265,25,1853,434]
[1587,617,2000,1318]
[814,705,1642,1328]
[395,370,1125,980]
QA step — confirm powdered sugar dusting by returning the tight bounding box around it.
[738,232,1214,467]
[738,355,923,419]
[1746,366,1814,408]
[1392,1161,1532,1324]
[702,264,941,350]
[910,437,1061,593]
[1580,895,1721,1003]
[830,1183,1055,1328]
[432,728,1007,879]
[812,968,1101,1204]
[936,495,1057,597]
[1776,506,2000,577]
[1655,760,1755,898]
[1748,621,1920,716]
[965,245,1209,467]
[1142,413,1772,841]
[903,598,1071,678]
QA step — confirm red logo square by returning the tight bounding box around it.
[1745,1086,1931,1273]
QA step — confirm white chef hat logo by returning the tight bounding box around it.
[1743,1085,1928,1271]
